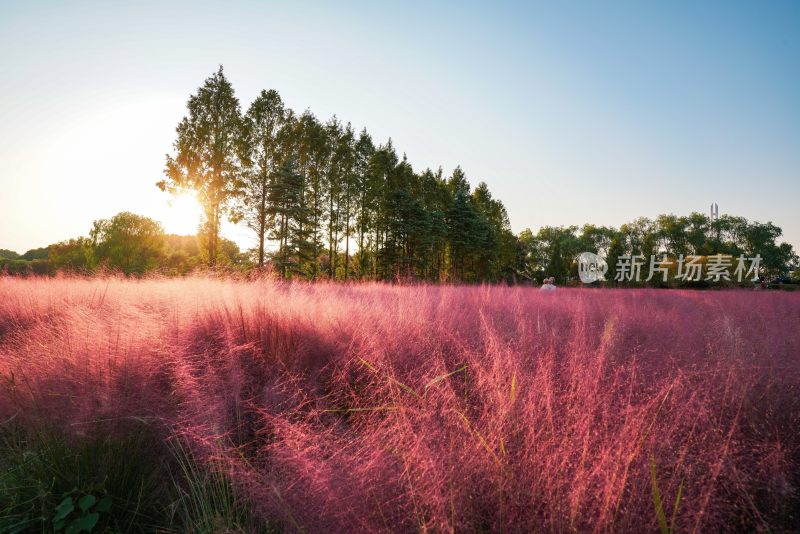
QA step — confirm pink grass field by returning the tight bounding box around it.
[1,276,799,532]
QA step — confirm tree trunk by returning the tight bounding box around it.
[258,178,267,267]
[345,217,350,280]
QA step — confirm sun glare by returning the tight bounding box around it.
[162,192,204,236]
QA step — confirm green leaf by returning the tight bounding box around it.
[78,494,97,512]
[95,495,112,513]
[76,512,100,532]
[53,519,66,532]
[670,478,684,533]
[650,454,669,534]
[359,357,420,398]
[423,365,468,391]
[53,497,74,522]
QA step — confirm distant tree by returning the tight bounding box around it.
[622,217,658,257]
[446,181,484,280]
[578,224,615,257]
[471,181,516,280]
[0,249,19,260]
[354,129,376,278]
[269,158,312,277]
[325,118,346,278]
[684,212,710,255]
[516,228,547,282]
[707,216,736,254]
[383,160,431,279]
[444,167,470,280]
[238,89,287,267]
[158,66,243,266]
[216,237,247,267]
[338,123,358,279]
[91,212,165,274]
[21,247,51,261]
[163,234,203,274]
[531,226,581,284]
[417,168,449,280]
[743,221,797,278]
[654,214,689,256]
[545,212,799,285]
[370,141,398,279]
[49,238,95,272]
[285,111,329,278]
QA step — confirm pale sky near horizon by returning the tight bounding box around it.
[1,1,798,254]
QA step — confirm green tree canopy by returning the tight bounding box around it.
[158,66,243,266]
[91,212,165,274]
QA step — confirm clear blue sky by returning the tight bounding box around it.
[1,0,798,254]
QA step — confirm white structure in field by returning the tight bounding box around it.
[710,202,719,221]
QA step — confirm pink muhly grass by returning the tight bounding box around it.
[1,275,799,532]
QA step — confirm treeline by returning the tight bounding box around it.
[3,67,797,284]
[158,67,517,282]
[520,214,798,284]
[3,210,797,284]
[0,212,245,276]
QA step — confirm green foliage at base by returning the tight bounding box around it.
[0,422,261,533]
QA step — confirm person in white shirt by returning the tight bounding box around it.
[540,277,557,292]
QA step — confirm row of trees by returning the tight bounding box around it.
[158,67,517,282]
[3,68,797,283]
[520,214,798,284]
[2,210,797,283]
[0,212,244,276]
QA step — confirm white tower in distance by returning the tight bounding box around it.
[710,202,719,221]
